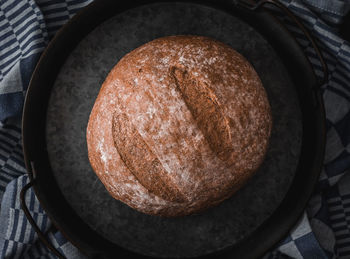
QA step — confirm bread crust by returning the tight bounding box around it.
[86,35,272,217]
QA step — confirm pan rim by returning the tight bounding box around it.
[21,0,326,258]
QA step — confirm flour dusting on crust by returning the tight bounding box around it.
[86,35,272,217]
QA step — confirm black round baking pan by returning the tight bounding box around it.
[21,0,327,258]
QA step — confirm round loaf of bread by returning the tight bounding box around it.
[86,35,272,217]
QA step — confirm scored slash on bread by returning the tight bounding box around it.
[112,112,188,203]
[170,66,234,164]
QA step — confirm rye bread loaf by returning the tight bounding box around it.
[86,35,272,217]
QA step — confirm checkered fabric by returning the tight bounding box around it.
[0,0,349,258]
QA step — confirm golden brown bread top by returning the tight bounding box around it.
[86,35,272,217]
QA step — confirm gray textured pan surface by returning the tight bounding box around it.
[46,3,302,257]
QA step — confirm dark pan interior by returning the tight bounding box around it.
[22,1,325,258]
[46,3,301,257]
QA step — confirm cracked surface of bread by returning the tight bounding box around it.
[86,35,272,217]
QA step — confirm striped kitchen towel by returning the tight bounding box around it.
[0,0,350,258]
